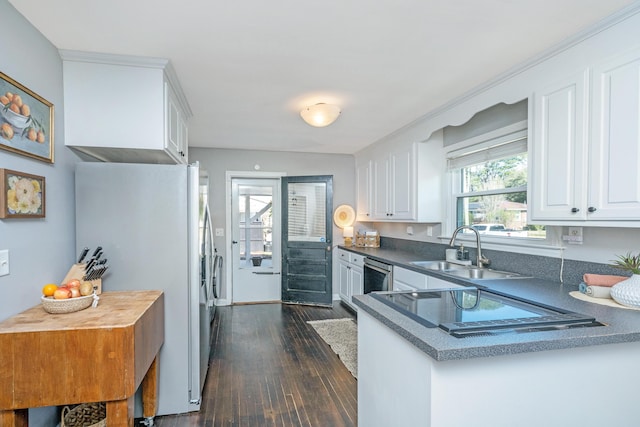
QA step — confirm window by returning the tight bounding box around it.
[448,128,546,239]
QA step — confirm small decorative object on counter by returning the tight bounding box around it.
[41,293,98,314]
[343,226,354,247]
[610,252,640,308]
[355,230,380,248]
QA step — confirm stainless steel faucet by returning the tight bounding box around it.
[449,225,491,268]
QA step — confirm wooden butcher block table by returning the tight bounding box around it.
[0,290,164,427]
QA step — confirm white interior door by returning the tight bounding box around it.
[231,178,281,303]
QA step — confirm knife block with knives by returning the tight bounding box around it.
[62,246,108,294]
[61,263,102,294]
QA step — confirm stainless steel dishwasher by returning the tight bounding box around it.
[363,257,393,294]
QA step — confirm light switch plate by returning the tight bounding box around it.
[0,249,9,276]
[215,228,224,237]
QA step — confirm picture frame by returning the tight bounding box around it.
[0,168,45,219]
[0,71,54,163]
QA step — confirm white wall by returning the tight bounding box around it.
[0,1,80,425]
[189,147,355,302]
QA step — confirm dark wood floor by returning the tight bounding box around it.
[151,302,357,427]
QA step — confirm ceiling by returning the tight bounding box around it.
[8,0,636,154]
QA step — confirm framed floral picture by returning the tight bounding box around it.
[0,71,54,163]
[0,168,45,218]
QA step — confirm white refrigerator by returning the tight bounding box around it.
[74,162,215,417]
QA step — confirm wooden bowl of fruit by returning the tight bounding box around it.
[41,279,97,314]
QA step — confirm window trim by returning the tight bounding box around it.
[443,120,553,248]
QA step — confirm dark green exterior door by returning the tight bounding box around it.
[281,175,333,306]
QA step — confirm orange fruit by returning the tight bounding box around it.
[42,283,58,297]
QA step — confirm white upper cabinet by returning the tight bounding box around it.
[589,49,640,220]
[356,159,371,221]
[530,47,640,225]
[530,70,589,220]
[357,134,443,223]
[371,151,392,219]
[60,50,191,164]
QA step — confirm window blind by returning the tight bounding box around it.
[447,131,527,170]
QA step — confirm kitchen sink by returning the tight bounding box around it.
[410,260,467,271]
[410,260,528,280]
[442,267,527,280]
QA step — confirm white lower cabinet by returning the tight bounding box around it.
[427,275,463,289]
[359,310,640,427]
[393,267,428,291]
[337,249,364,310]
[393,281,418,292]
[394,266,463,291]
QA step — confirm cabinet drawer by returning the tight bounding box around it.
[394,267,428,289]
[349,253,365,267]
[427,276,462,289]
[338,250,349,261]
[393,280,418,292]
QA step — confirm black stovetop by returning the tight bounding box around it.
[370,288,603,338]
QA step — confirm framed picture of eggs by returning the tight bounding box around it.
[0,71,54,163]
[0,168,45,219]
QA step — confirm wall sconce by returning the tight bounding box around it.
[300,103,341,127]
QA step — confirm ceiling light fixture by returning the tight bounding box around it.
[300,103,341,127]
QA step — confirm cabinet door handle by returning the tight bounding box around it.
[571,207,580,213]
[588,206,597,213]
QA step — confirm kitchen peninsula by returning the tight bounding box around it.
[348,247,640,427]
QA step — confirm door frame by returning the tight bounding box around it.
[224,171,286,305]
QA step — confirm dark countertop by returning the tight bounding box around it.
[343,246,640,361]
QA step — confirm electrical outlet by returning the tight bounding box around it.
[215,228,224,237]
[563,227,583,244]
[568,227,583,237]
[0,249,9,276]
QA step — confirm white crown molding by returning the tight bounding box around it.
[58,49,168,68]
